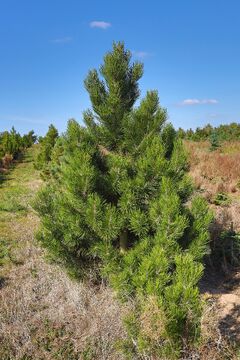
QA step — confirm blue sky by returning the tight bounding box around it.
[0,0,240,135]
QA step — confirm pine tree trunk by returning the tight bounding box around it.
[120,229,128,253]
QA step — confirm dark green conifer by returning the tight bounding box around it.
[34,124,58,171]
[34,42,213,358]
[209,131,220,151]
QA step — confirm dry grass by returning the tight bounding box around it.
[0,220,127,360]
[185,140,240,234]
[0,242,126,359]
[185,140,240,197]
[196,300,240,360]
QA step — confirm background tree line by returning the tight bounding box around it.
[178,122,240,142]
[0,127,37,169]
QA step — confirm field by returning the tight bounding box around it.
[0,142,240,359]
[186,140,240,257]
[186,140,240,205]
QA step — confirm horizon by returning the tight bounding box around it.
[1,0,240,135]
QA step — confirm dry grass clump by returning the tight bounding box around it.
[140,295,166,342]
[0,240,127,360]
[210,204,240,239]
[196,300,240,360]
[221,141,240,155]
[2,153,14,169]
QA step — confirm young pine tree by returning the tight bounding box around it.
[22,130,37,148]
[34,42,213,358]
[209,130,220,151]
[34,124,58,173]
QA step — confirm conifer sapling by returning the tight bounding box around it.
[34,42,213,358]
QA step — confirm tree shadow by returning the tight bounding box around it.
[199,209,240,344]
[1,176,15,182]
[199,208,240,348]
[219,304,240,343]
[200,267,240,295]
[0,276,8,289]
[200,205,240,295]
[0,169,7,185]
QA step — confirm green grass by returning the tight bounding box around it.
[0,238,10,266]
[0,146,42,270]
[0,147,39,210]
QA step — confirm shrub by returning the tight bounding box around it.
[34,42,213,358]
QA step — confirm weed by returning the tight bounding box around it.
[0,239,9,266]
[213,192,231,206]
[81,342,97,360]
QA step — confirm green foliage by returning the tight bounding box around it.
[34,124,59,174]
[178,122,240,142]
[213,192,231,206]
[22,130,37,148]
[0,127,36,165]
[209,131,220,151]
[34,42,213,358]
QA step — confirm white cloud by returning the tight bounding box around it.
[181,99,201,105]
[132,51,152,59]
[51,37,72,44]
[202,99,218,104]
[180,98,218,106]
[90,21,111,29]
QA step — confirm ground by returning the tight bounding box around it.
[0,145,240,359]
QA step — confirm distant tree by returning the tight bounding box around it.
[204,123,213,137]
[34,125,58,171]
[0,127,37,169]
[185,128,194,139]
[22,130,37,148]
[180,122,240,142]
[177,127,186,139]
[0,127,22,159]
[34,42,213,358]
[210,131,220,151]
